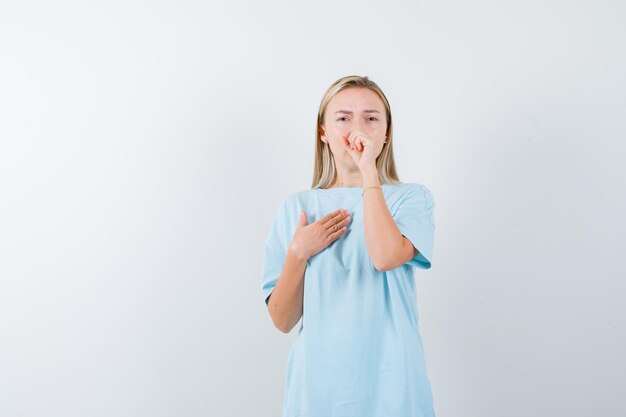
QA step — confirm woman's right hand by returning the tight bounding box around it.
[288,209,351,261]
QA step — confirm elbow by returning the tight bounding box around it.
[274,319,292,334]
[373,261,392,273]
[372,238,408,272]
[268,307,292,334]
[372,252,401,272]
[269,310,285,333]
[372,260,390,272]
[266,292,300,334]
[273,314,296,334]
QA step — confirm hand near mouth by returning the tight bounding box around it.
[344,129,376,171]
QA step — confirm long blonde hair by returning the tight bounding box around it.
[311,75,402,189]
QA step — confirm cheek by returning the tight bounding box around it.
[329,130,350,144]
[331,138,350,150]
[327,139,349,154]
[330,125,349,136]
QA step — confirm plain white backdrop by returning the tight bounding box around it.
[1,0,624,416]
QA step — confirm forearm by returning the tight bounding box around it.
[361,167,403,271]
[267,249,308,333]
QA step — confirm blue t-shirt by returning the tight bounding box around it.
[261,182,436,417]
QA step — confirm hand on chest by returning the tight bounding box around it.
[306,208,370,269]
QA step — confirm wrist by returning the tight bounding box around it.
[360,166,380,188]
[287,246,309,263]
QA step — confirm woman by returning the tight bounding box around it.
[261,75,437,417]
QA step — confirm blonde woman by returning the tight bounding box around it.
[261,75,437,417]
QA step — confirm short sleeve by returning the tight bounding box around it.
[391,184,435,270]
[261,198,289,306]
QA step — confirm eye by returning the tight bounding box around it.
[368,117,378,121]
[337,117,348,121]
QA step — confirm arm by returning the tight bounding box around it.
[361,168,417,272]
[264,207,349,333]
[267,249,308,333]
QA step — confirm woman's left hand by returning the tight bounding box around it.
[345,129,377,171]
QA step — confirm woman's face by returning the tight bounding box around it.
[321,87,388,163]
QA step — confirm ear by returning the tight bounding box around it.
[319,122,328,137]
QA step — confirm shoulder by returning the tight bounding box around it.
[271,189,306,208]
[388,182,433,199]
[269,189,309,225]
[280,189,308,208]
[281,188,320,208]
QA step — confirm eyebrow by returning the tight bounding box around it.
[334,110,381,114]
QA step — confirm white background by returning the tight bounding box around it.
[1,1,624,416]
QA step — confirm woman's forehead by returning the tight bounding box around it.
[328,88,384,111]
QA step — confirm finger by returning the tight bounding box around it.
[352,130,363,150]
[355,136,363,150]
[296,210,307,228]
[348,130,357,149]
[318,209,345,224]
[343,135,354,151]
[327,223,347,242]
[351,134,358,150]
[323,213,351,239]
[335,215,351,229]
[353,132,366,150]
[322,210,346,228]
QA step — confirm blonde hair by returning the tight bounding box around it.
[311,75,402,189]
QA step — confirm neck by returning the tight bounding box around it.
[331,167,380,188]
